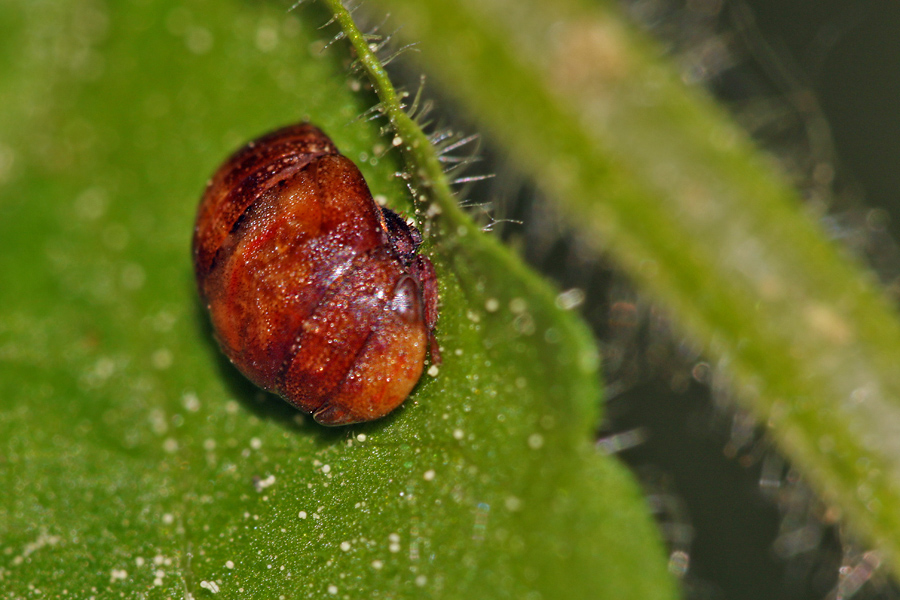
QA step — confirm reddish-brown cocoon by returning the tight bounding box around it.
[193,123,439,426]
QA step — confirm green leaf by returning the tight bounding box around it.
[370,0,900,582]
[0,0,674,598]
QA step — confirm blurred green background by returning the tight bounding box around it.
[3,0,900,598]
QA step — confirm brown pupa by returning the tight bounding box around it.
[193,123,438,426]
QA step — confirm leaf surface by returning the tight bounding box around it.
[0,1,675,598]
